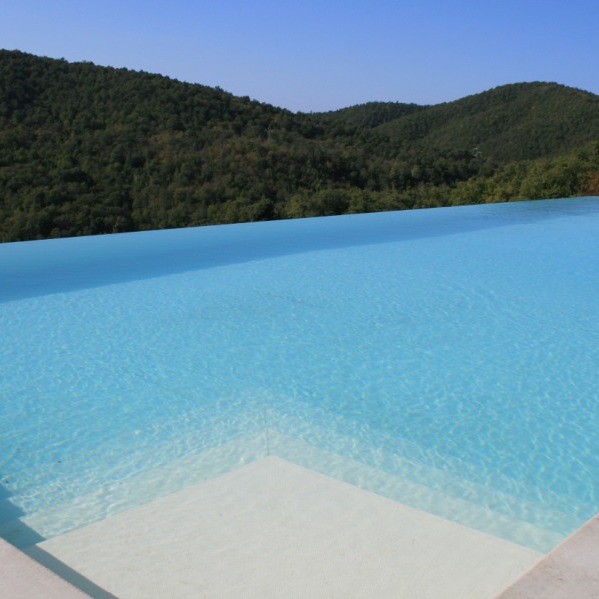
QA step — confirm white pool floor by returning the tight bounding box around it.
[29,457,542,599]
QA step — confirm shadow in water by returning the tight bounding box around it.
[0,480,45,547]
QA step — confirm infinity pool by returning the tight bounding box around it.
[1,198,599,552]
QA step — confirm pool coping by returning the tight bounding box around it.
[496,512,599,598]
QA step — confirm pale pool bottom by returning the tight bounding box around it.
[30,456,543,599]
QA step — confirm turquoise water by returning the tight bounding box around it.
[2,198,599,551]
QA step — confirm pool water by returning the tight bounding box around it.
[1,198,599,552]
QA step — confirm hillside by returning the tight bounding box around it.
[1,49,598,242]
[373,82,599,162]
[314,101,425,129]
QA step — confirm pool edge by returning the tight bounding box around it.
[496,512,599,598]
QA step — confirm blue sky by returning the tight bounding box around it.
[1,0,598,112]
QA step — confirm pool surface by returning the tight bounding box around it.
[1,198,599,552]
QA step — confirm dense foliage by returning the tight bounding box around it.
[1,49,599,242]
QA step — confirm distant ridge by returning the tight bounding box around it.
[314,82,599,161]
[314,101,426,129]
[372,82,599,162]
[1,49,598,242]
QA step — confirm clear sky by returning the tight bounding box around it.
[1,0,598,112]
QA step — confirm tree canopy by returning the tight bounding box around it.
[1,50,598,242]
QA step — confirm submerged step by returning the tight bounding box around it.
[4,402,584,553]
[2,432,268,547]
[266,430,566,553]
[33,456,543,599]
[260,400,590,547]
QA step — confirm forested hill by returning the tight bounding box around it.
[1,49,599,242]
[372,83,599,162]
